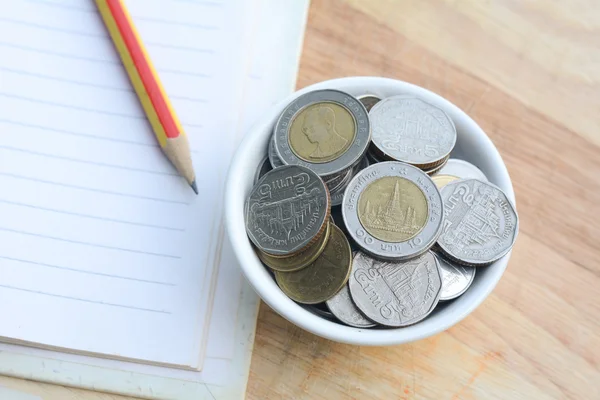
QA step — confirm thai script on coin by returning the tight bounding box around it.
[438,159,488,181]
[369,96,456,167]
[342,162,443,261]
[348,251,442,326]
[326,284,376,328]
[434,253,476,300]
[274,89,370,176]
[275,224,352,304]
[438,179,518,265]
[245,165,330,256]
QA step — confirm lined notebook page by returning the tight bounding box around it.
[0,0,247,369]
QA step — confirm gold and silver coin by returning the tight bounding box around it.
[342,162,443,261]
[438,179,518,266]
[256,223,331,272]
[357,94,381,112]
[434,253,476,301]
[369,96,456,169]
[326,283,376,328]
[432,174,460,189]
[275,224,352,304]
[245,165,330,256]
[348,251,442,327]
[437,159,488,181]
[274,89,370,176]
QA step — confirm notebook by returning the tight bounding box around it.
[0,0,309,398]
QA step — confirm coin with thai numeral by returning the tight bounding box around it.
[275,224,352,304]
[342,162,443,261]
[434,252,476,300]
[274,89,370,176]
[326,284,376,328]
[245,165,330,256]
[369,96,456,168]
[438,179,518,266]
[438,159,488,182]
[348,251,442,327]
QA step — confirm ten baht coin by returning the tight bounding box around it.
[348,251,442,327]
[369,96,456,168]
[438,179,518,266]
[434,252,476,301]
[326,283,376,328]
[438,159,488,182]
[275,224,352,304]
[245,165,331,256]
[342,162,444,261]
[274,89,370,176]
[256,222,331,272]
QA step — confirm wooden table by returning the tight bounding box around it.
[2,0,599,398]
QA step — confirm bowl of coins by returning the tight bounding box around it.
[225,77,518,345]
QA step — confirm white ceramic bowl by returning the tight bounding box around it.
[225,77,515,346]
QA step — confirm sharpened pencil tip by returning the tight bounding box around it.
[190,180,199,195]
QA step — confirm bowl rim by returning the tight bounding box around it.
[225,76,515,345]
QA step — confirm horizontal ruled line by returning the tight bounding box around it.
[0,255,177,286]
[25,0,222,30]
[0,199,185,232]
[0,145,179,177]
[0,172,188,205]
[0,227,181,259]
[0,92,146,120]
[0,17,216,54]
[0,119,157,147]
[0,284,171,314]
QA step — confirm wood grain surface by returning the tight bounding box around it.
[2,0,599,399]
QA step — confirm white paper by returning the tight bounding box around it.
[0,0,246,369]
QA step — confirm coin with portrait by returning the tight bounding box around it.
[274,89,370,176]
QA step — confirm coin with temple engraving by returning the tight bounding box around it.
[348,251,442,327]
[274,89,370,176]
[438,179,518,266]
[342,162,444,261]
[434,253,476,300]
[275,224,352,304]
[326,283,376,328]
[245,165,330,256]
[268,134,285,168]
[369,96,456,168]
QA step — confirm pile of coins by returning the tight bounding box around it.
[245,89,519,329]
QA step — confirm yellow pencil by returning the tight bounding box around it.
[95,0,198,194]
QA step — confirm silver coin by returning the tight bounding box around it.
[423,155,449,176]
[348,251,442,327]
[274,89,371,176]
[326,284,376,328]
[245,165,330,256]
[438,179,518,266]
[369,96,456,166]
[253,156,273,184]
[357,94,381,112]
[301,304,337,322]
[437,159,488,181]
[268,134,285,168]
[342,162,444,261]
[329,156,369,206]
[323,167,353,192]
[434,252,476,301]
